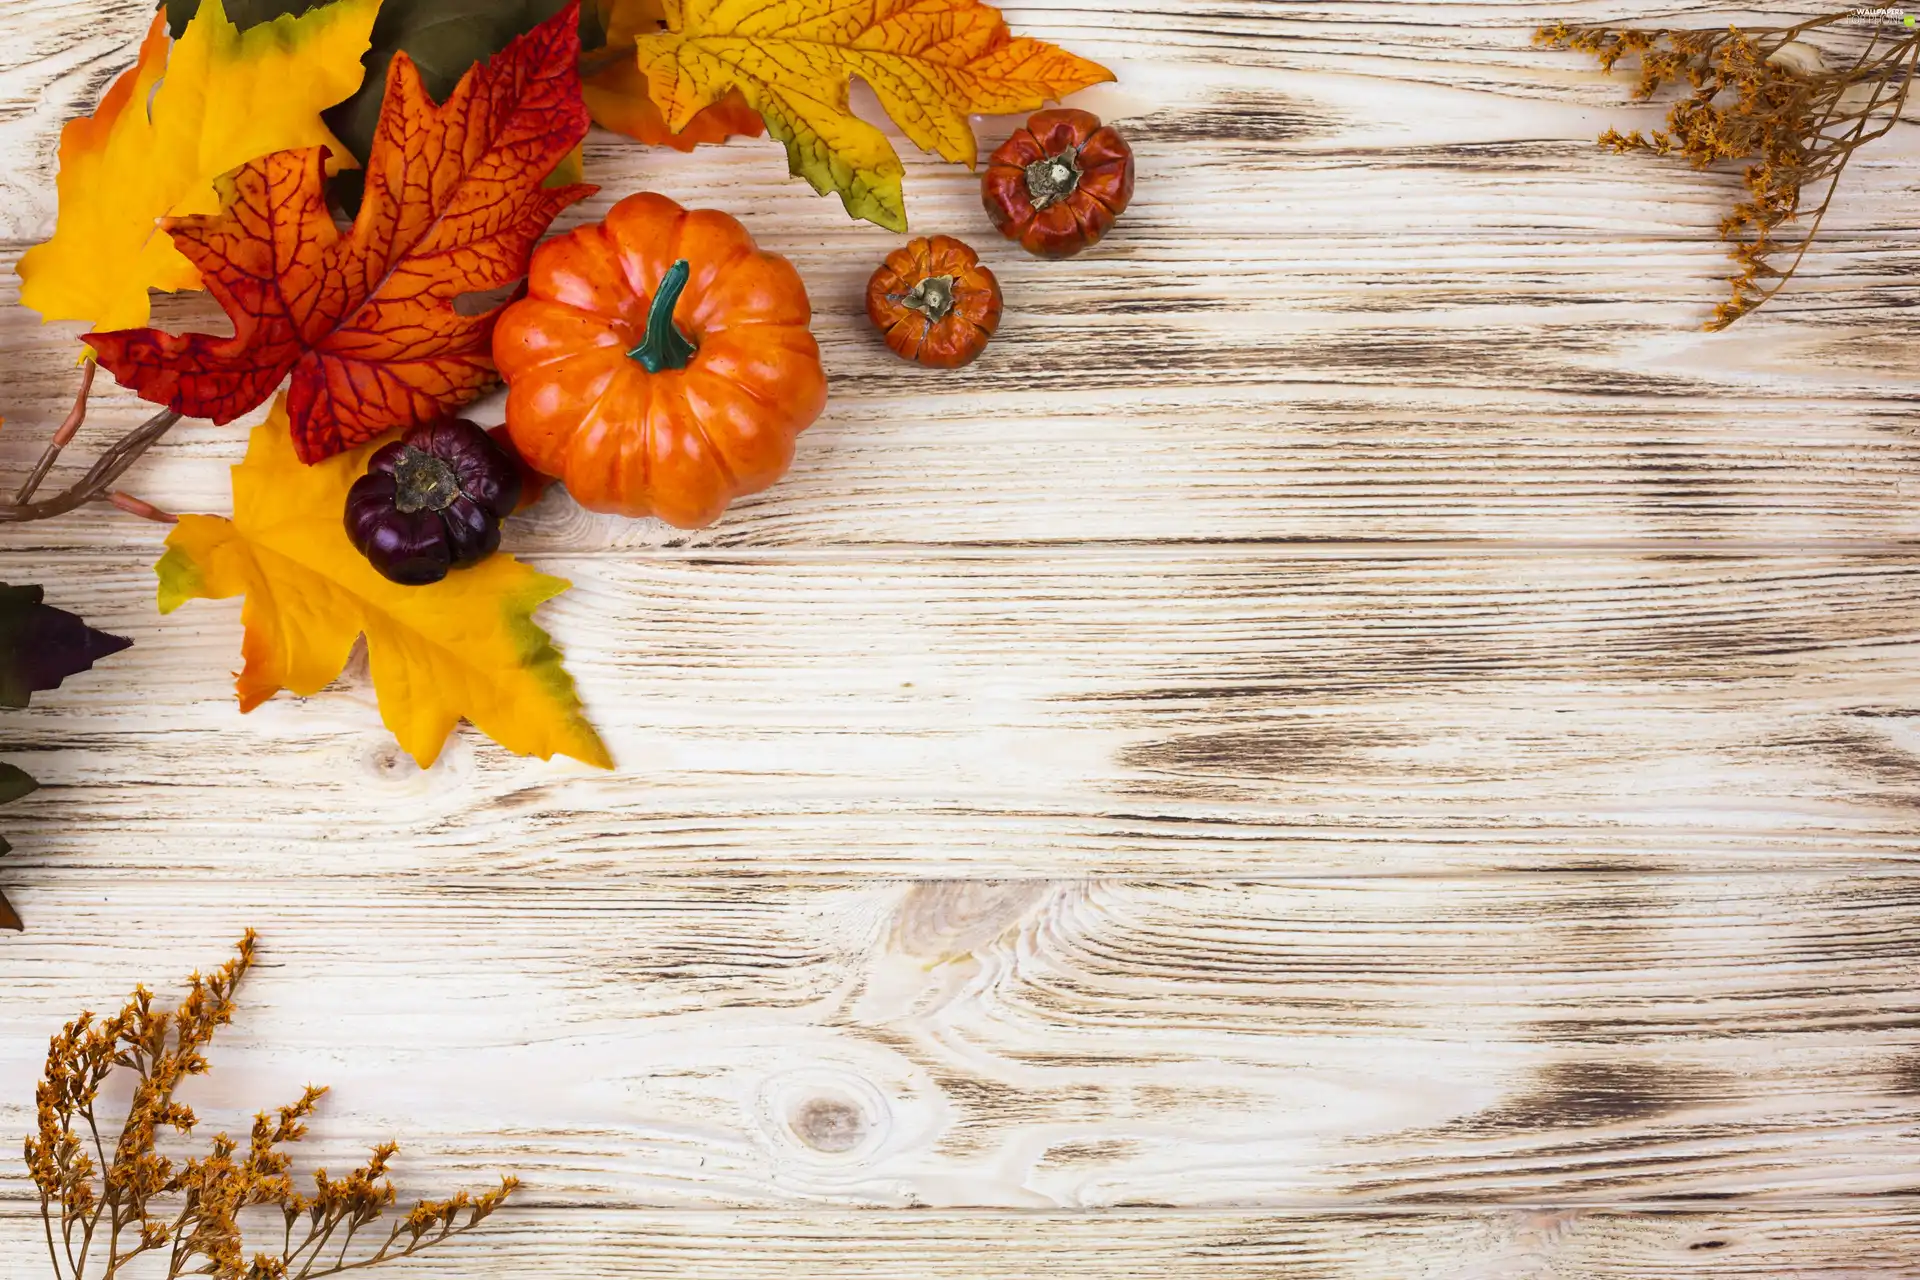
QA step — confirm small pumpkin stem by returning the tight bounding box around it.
[393,446,462,514]
[1024,147,1083,210]
[629,259,698,373]
[903,275,957,324]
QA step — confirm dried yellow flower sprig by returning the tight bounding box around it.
[25,932,518,1279]
[1537,13,1920,328]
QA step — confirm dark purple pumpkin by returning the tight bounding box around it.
[345,419,523,586]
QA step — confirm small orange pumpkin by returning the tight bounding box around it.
[865,236,1003,369]
[492,192,828,528]
[982,108,1135,259]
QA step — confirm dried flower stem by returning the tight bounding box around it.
[1538,12,1920,328]
[26,933,517,1280]
[1,363,182,523]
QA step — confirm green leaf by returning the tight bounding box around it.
[164,0,325,34]
[0,583,131,709]
[331,0,574,169]
[0,763,38,931]
[0,764,36,808]
[0,580,123,933]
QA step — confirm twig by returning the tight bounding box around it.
[2,359,185,524]
[106,492,176,524]
[0,408,182,524]
[13,360,95,504]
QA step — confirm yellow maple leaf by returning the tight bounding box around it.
[584,0,767,151]
[628,0,1114,231]
[18,0,379,334]
[156,395,612,770]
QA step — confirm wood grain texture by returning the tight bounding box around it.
[1,876,1918,1211]
[2,1206,1918,1278]
[6,550,1920,875]
[1,0,1918,1274]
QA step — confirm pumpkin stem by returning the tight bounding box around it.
[1024,147,1083,210]
[629,259,697,373]
[902,274,958,324]
[393,446,462,514]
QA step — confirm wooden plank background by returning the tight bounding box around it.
[3,0,1919,1273]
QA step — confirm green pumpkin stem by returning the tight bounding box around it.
[628,259,697,373]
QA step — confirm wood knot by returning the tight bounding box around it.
[789,1096,867,1153]
[368,742,414,779]
[758,1069,893,1163]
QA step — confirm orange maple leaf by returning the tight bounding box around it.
[583,0,764,150]
[86,2,595,464]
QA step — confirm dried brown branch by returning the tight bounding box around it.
[13,360,95,504]
[1538,12,1920,328]
[1,362,182,523]
[25,933,518,1280]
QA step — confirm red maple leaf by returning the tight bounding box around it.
[87,2,595,463]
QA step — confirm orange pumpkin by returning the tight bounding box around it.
[982,109,1135,259]
[865,236,1003,369]
[492,192,828,528]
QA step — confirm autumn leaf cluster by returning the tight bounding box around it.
[27,932,516,1280]
[4,0,1113,768]
[25,0,1111,345]
[83,1,594,462]
[15,2,608,770]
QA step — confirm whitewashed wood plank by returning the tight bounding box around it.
[2,1204,1915,1279]
[4,550,1919,876]
[0,875,1916,1211]
[3,1,1917,1269]
[3,1205,1916,1278]
[1,4,1915,550]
